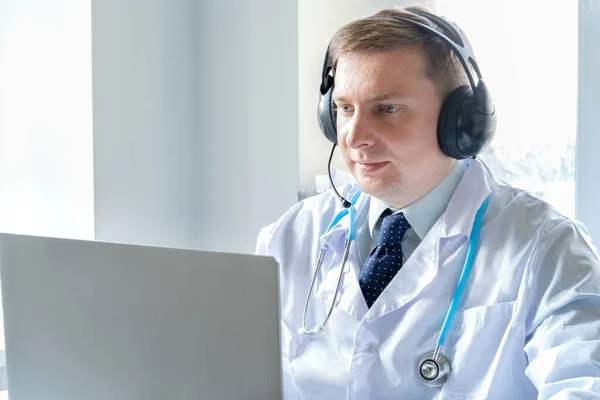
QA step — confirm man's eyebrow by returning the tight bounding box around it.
[368,93,411,102]
[331,95,348,103]
[332,93,411,103]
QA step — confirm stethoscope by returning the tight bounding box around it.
[300,189,490,388]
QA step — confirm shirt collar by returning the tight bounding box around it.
[368,160,467,240]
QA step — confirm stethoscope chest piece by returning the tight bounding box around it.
[418,351,451,387]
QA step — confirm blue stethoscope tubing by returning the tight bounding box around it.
[437,194,489,347]
[418,194,489,387]
[300,187,490,387]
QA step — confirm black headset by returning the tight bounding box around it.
[317,9,497,161]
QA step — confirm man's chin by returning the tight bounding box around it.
[354,177,390,198]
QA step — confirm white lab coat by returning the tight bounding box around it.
[255,158,600,399]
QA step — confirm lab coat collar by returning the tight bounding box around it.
[320,184,371,256]
[440,157,493,239]
[320,157,493,255]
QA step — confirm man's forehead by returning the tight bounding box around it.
[333,50,427,100]
[335,48,425,72]
[334,50,426,84]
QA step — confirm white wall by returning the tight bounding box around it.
[195,0,299,253]
[92,0,197,249]
[0,0,94,240]
[92,0,298,253]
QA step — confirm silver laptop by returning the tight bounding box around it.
[0,233,281,400]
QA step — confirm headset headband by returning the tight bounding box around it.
[398,10,481,91]
[321,10,482,94]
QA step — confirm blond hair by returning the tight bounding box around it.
[329,6,470,99]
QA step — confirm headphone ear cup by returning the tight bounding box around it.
[438,85,472,159]
[438,84,497,159]
[317,86,338,145]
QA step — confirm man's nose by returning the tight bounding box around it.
[343,111,376,149]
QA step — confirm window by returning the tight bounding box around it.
[0,0,94,392]
[435,0,578,219]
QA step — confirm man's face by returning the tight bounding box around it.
[333,48,453,207]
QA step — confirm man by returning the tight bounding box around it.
[256,6,600,399]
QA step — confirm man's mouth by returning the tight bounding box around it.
[356,161,389,173]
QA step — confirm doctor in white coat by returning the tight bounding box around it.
[256,6,600,399]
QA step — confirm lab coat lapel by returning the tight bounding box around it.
[317,191,370,321]
[336,236,370,321]
[320,226,348,257]
[319,186,370,256]
[442,158,493,238]
[362,157,495,322]
[317,228,370,322]
[363,217,443,322]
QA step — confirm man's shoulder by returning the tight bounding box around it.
[492,179,565,217]
[255,184,357,254]
[279,186,345,226]
[489,179,591,244]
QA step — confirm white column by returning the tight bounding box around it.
[92,0,299,254]
[92,0,197,249]
[576,0,600,242]
[195,0,299,254]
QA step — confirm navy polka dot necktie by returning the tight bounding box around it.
[359,211,411,308]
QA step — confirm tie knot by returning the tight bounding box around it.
[377,211,410,247]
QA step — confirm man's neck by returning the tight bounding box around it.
[386,159,456,209]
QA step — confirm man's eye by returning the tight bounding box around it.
[382,104,399,113]
[336,105,353,113]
